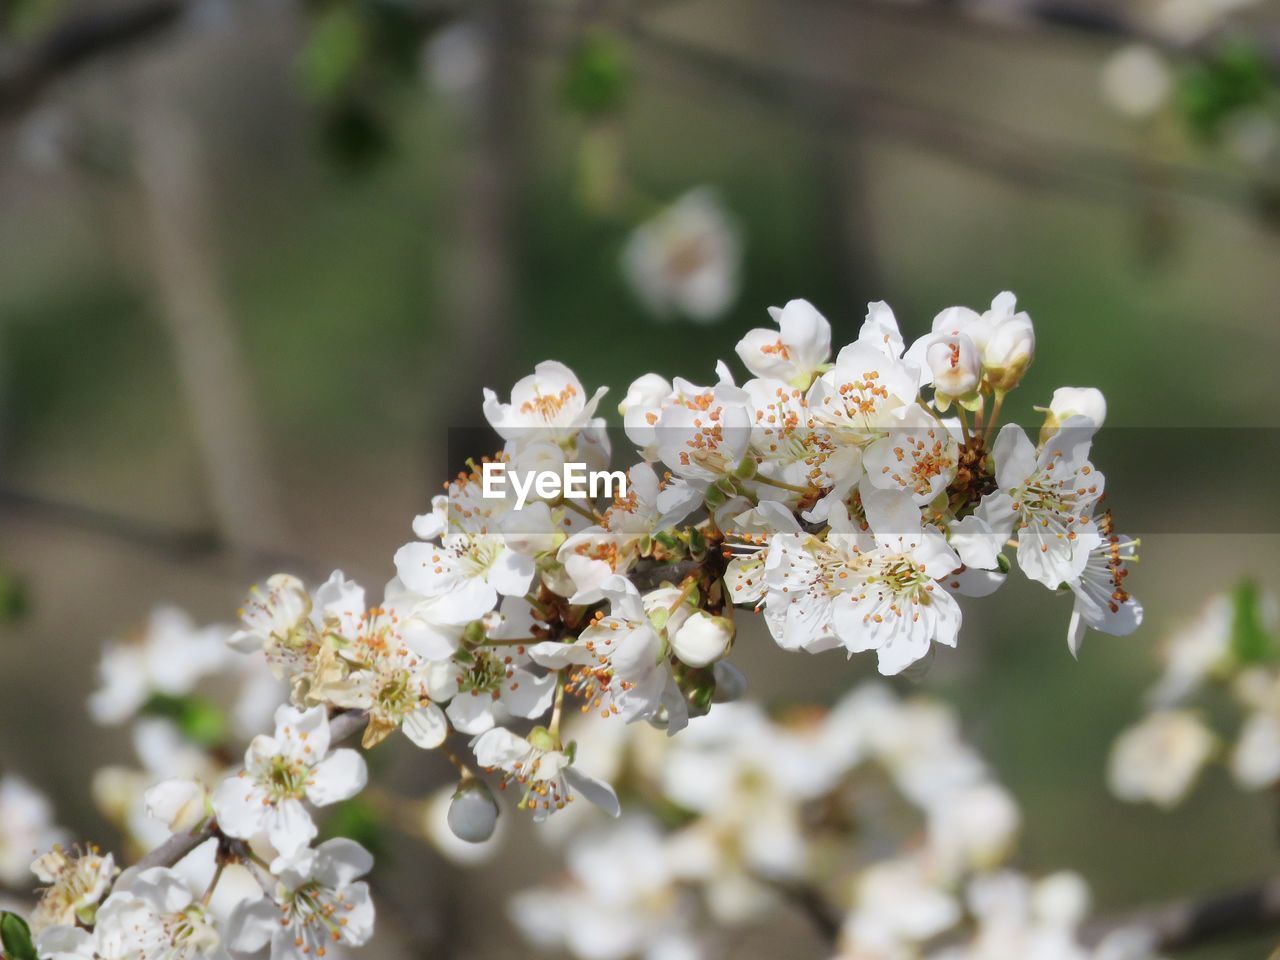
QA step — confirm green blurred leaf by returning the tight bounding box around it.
[1178,41,1273,141]
[5,0,69,37]
[321,798,386,857]
[0,569,29,623]
[1,911,37,960]
[141,694,228,748]
[1230,580,1277,664]
[562,33,630,119]
[319,99,393,172]
[298,6,370,102]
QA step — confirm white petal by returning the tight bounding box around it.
[210,776,265,840]
[402,704,449,748]
[264,797,316,858]
[564,767,621,817]
[305,750,367,806]
[225,897,278,953]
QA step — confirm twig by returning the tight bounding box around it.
[828,0,1280,65]
[0,484,315,577]
[134,710,369,870]
[1081,875,1280,953]
[0,0,187,121]
[615,19,1252,213]
[753,873,842,943]
[629,557,706,591]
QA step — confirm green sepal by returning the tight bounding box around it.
[1,911,36,960]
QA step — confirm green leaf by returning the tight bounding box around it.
[321,798,386,858]
[562,33,630,119]
[1178,41,1273,141]
[297,6,370,102]
[1230,580,1277,664]
[141,694,228,748]
[319,99,392,172]
[0,569,29,623]
[1,911,37,960]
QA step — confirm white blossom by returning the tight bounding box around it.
[211,705,367,857]
[90,607,231,726]
[472,726,620,821]
[621,188,742,323]
[0,776,65,888]
[1108,710,1215,808]
[226,839,375,960]
[735,298,831,388]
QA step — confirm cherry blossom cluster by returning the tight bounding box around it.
[510,685,1159,960]
[0,292,1144,960]
[1109,583,1280,809]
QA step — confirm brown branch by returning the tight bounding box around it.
[613,19,1251,213]
[0,484,316,577]
[1082,875,1280,953]
[0,0,186,121]
[829,0,1280,65]
[755,873,842,943]
[134,709,369,870]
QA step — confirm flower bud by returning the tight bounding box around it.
[982,316,1035,391]
[143,779,209,834]
[672,611,734,668]
[447,778,499,844]
[1040,387,1107,444]
[925,334,981,400]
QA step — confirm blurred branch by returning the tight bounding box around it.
[0,0,186,120]
[754,873,842,943]
[0,484,313,576]
[1082,875,1280,953]
[831,0,1280,65]
[612,18,1254,213]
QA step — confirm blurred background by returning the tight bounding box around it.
[1,0,1280,956]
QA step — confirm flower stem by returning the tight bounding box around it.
[562,499,603,524]
[983,390,1006,446]
[201,858,226,907]
[548,671,566,740]
[752,474,812,496]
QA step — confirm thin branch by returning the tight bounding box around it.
[1082,875,1280,953]
[827,0,1280,65]
[629,557,707,591]
[134,710,369,871]
[0,0,186,121]
[614,19,1253,214]
[0,484,315,576]
[752,873,842,943]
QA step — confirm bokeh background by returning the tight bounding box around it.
[2,0,1280,956]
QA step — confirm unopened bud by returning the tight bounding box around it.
[672,611,734,668]
[982,317,1035,391]
[447,778,499,844]
[143,779,209,834]
[1040,387,1107,444]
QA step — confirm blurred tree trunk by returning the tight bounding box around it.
[755,0,882,317]
[130,75,289,560]
[434,0,529,460]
